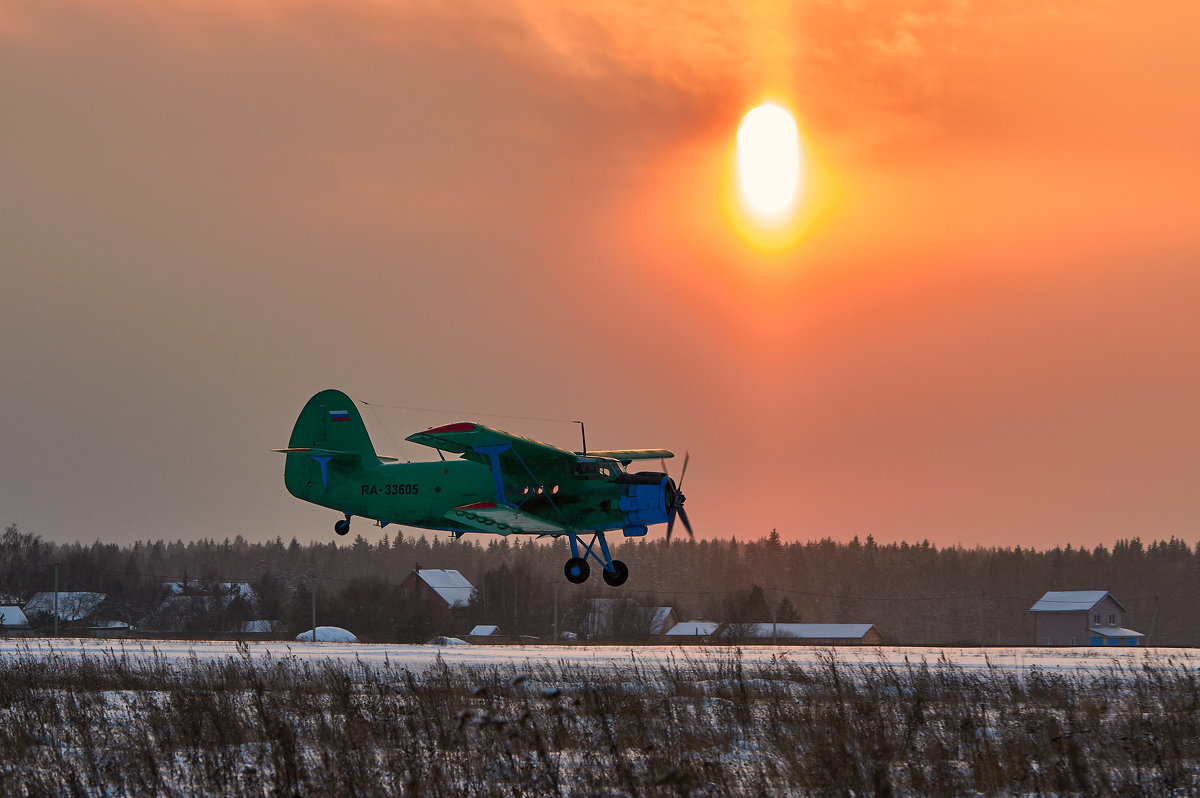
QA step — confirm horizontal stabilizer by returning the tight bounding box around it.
[273,447,398,463]
[271,447,359,458]
[446,502,567,535]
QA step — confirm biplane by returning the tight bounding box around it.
[274,389,691,586]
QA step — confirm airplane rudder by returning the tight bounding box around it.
[289,389,378,458]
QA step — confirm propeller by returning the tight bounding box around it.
[664,452,692,543]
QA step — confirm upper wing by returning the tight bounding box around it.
[583,449,673,464]
[405,422,576,475]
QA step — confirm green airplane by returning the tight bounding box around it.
[275,389,691,586]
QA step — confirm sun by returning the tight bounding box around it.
[736,103,803,223]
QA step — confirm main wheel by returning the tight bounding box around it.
[334,518,350,536]
[564,557,590,584]
[602,559,629,587]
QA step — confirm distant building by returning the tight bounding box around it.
[397,569,474,610]
[1029,590,1144,646]
[23,592,107,625]
[723,623,883,645]
[0,605,30,629]
[663,621,720,644]
[162,581,257,601]
[141,581,260,634]
[468,624,500,637]
[579,599,678,639]
[238,620,281,636]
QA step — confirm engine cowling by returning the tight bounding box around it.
[617,472,672,535]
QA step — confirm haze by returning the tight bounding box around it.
[2,1,1199,549]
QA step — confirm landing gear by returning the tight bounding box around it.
[602,559,629,587]
[563,532,630,587]
[564,557,590,584]
[334,517,351,536]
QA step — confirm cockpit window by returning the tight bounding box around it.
[573,459,624,479]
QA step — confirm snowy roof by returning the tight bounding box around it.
[649,608,675,635]
[1029,591,1125,613]
[0,606,29,627]
[1088,627,1144,638]
[414,569,474,608]
[729,623,877,640]
[24,592,107,622]
[469,625,500,636]
[665,621,719,636]
[162,581,256,600]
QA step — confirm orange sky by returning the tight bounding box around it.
[2,0,1199,548]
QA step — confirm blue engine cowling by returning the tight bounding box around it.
[618,472,671,536]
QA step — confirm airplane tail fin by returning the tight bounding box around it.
[277,389,378,498]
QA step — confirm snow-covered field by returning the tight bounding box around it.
[0,637,1193,676]
[1,637,1197,795]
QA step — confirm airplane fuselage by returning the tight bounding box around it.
[284,455,634,534]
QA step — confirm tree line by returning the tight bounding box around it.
[2,523,1196,644]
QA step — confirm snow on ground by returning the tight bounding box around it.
[0,638,1194,676]
[294,625,358,642]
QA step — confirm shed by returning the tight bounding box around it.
[1088,627,1145,647]
[468,625,500,637]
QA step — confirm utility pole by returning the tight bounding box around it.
[771,585,777,646]
[53,563,59,638]
[311,584,317,643]
[553,581,559,644]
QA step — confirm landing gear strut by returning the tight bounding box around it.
[563,532,629,587]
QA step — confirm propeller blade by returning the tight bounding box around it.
[678,452,689,490]
[677,505,694,538]
[666,508,676,542]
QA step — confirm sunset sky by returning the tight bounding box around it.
[3,0,1199,549]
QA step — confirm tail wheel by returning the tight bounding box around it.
[603,560,629,587]
[564,557,590,584]
[334,518,350,536]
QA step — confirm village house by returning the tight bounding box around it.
[579,599,678,640]
[0,605,30,630]
[397,568,474,610]
[23,591,108,628]
[1029,590,1144,646]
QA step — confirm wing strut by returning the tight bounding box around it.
[473,444,512,506]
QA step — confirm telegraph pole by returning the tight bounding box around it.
[771,585,777,646]
[311,584,317,643]
[553,581,559,644]
[53,563,59,638]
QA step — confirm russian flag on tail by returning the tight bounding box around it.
[329,409,351,422]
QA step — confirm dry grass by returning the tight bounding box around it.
[0,645,1196,796]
